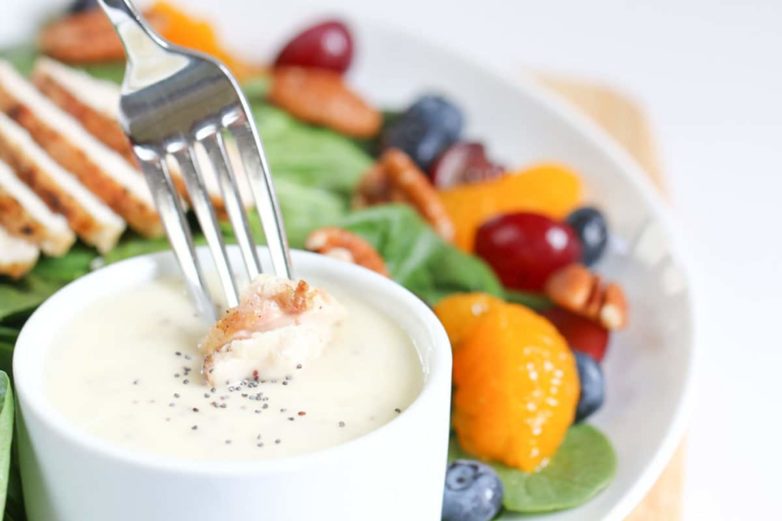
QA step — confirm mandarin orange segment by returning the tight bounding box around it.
[148,1,260,80]
[439,163,583,251]
[434,293,505,347]
[453,303,579,472]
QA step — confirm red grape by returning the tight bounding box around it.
[429,142,504,188]
[274,20,353,73]
[475,212,581,291]
[541,307,610,362]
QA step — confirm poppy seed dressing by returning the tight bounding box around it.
[46,278,422,460]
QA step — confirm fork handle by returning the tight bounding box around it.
[97,0,142,23]
[97,0,184,89]
[97,0,154,53]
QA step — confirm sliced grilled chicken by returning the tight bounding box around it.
[0,159,75,256]
[0,60,161,237]
[30,58,189,208]
[31,58,248,216]
[0,113,125,252]
[0,225,39,279]
[32,57,135,165]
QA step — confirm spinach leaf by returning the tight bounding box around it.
[0,341,12,384]
[274,178,346,248]
[0,372,14,514]
[503,289,552,311]
[0,45,38,75]
[0,245,96,322]
[252,103,373,199]
[0,329,17,381]
[0,328,17,343]
[104,177,346,265]
[102,235,170,264]
[0,276,62,323]
[76,62,126,84]
[338,205,503,305]
[241,75,270,99]
[28,245,95,282]
[4,460,26,521]
[450,424,617,513]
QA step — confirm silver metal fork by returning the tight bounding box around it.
[98,0,292,321]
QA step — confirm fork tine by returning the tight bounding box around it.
[199,130,262,281]
[171,143,240,309]
[227,112,292,279]
[134,147,216,321]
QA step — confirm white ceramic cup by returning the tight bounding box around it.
[14,248,452,521]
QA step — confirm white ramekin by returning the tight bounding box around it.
[14,248,452,521]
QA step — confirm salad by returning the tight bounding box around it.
[0,2,629,520]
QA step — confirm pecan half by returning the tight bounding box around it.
[39,10,164,64]
[306,227,389,276]
[39,10,124,63]
[354,149,455,241]
[268,67,381,138]
[544,263,628,330]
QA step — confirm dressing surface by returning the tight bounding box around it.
[46,278,423,460]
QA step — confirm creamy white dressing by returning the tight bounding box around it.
[46,278,423,460]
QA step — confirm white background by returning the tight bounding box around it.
[2,0,781,519]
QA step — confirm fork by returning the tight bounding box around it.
[97,0,292,321]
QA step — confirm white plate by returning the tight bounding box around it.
[3,2,695,520]
[224,6,695,518]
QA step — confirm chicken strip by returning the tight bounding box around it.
[201,275,346,386]
[32,57,135,165]
[0,158,75,256]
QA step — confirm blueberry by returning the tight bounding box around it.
[69,0,100,13]
[574,352,605,422]
[566,207,609,266]
[383,94,464,170]
[442,460,503,521]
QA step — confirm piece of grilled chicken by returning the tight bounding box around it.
[200,275,346,387]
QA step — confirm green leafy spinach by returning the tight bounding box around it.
[0,245,96,323]
[0,372,14,514]
[253,102,373,199]
[450,424,617,514]
[338,204,503,305]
